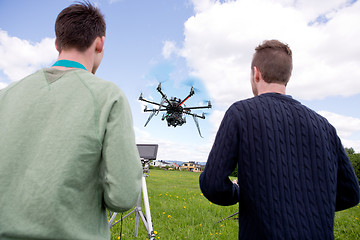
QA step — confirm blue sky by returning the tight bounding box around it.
[1,0,360,162]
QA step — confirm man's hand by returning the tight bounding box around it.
[232,179,238,186]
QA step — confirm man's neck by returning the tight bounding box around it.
[54,49,93,72]
[257,82,286,96]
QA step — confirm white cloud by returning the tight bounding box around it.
[318,111,360,152]
[190,0,220,13]
[162,41,179,59]
[178,0,360,110]
[190,0,355,21]
[318,110,360,136]
[208,109,225,134]
[0,29,58,83]
[163,0,360,156]
[294,0,356,23]
[0,83,8,90]
[167,0,360,153]
[341,139,360,153]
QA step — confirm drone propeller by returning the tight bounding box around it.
[202,112,210,117]
[202,100,212,107]
[153,72,168,86]
[183,79,201,93]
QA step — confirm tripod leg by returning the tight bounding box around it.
[108,173,155,239]
[141,176,155,240]
[134,191,142,237]
[111,209,136,228]
[109,211,118,226]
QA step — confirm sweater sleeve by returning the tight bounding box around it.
[335,136,360,211]
[199,106,240,206]
[101,93,142,213]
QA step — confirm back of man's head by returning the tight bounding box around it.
[55,1,106,53]
[251,40,293,86]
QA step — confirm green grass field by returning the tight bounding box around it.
[110,169,360,240]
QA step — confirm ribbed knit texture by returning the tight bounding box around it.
[200,93,360,240]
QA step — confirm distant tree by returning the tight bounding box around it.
[345,147,355,155]
[348,154,360,184]
[345,147,360,184]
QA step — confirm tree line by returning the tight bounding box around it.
[345,147,360,184]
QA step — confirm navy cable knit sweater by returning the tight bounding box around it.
[200,93,360,239]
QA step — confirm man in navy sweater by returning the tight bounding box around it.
[199,39,360,239]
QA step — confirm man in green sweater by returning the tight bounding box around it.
[0,2,142,239]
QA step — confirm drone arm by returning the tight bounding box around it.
[178,87,195,107]
[183,101,212,110]
[178,95,192,107]
[139,98,162,107]
[156,83,172,106]
[183,106,211,110]
[143,108,167,112]
[184,111,205,119]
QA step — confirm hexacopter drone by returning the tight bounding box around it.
[139,83,212,137]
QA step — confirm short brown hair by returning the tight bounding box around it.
[251,40,292,85]
[55,1,106,52]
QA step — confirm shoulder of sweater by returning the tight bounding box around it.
[73,70,126,100]
[227,96,258,112]
[229,94,335,128]
[74,70,117,88]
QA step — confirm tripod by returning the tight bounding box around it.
[108,159,155,240]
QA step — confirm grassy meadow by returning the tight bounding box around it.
[109,169,360,240]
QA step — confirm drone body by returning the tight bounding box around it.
[139,83,212,137]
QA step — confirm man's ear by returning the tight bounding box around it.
[95,36,105,53]
[55,38,60,52]
[252,66,260,82]
[253,67,262,82]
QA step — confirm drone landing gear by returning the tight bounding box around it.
[192,115,203,138]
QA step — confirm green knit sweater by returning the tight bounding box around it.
[0,68,142,239]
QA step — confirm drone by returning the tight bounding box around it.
[139,83,212,137]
